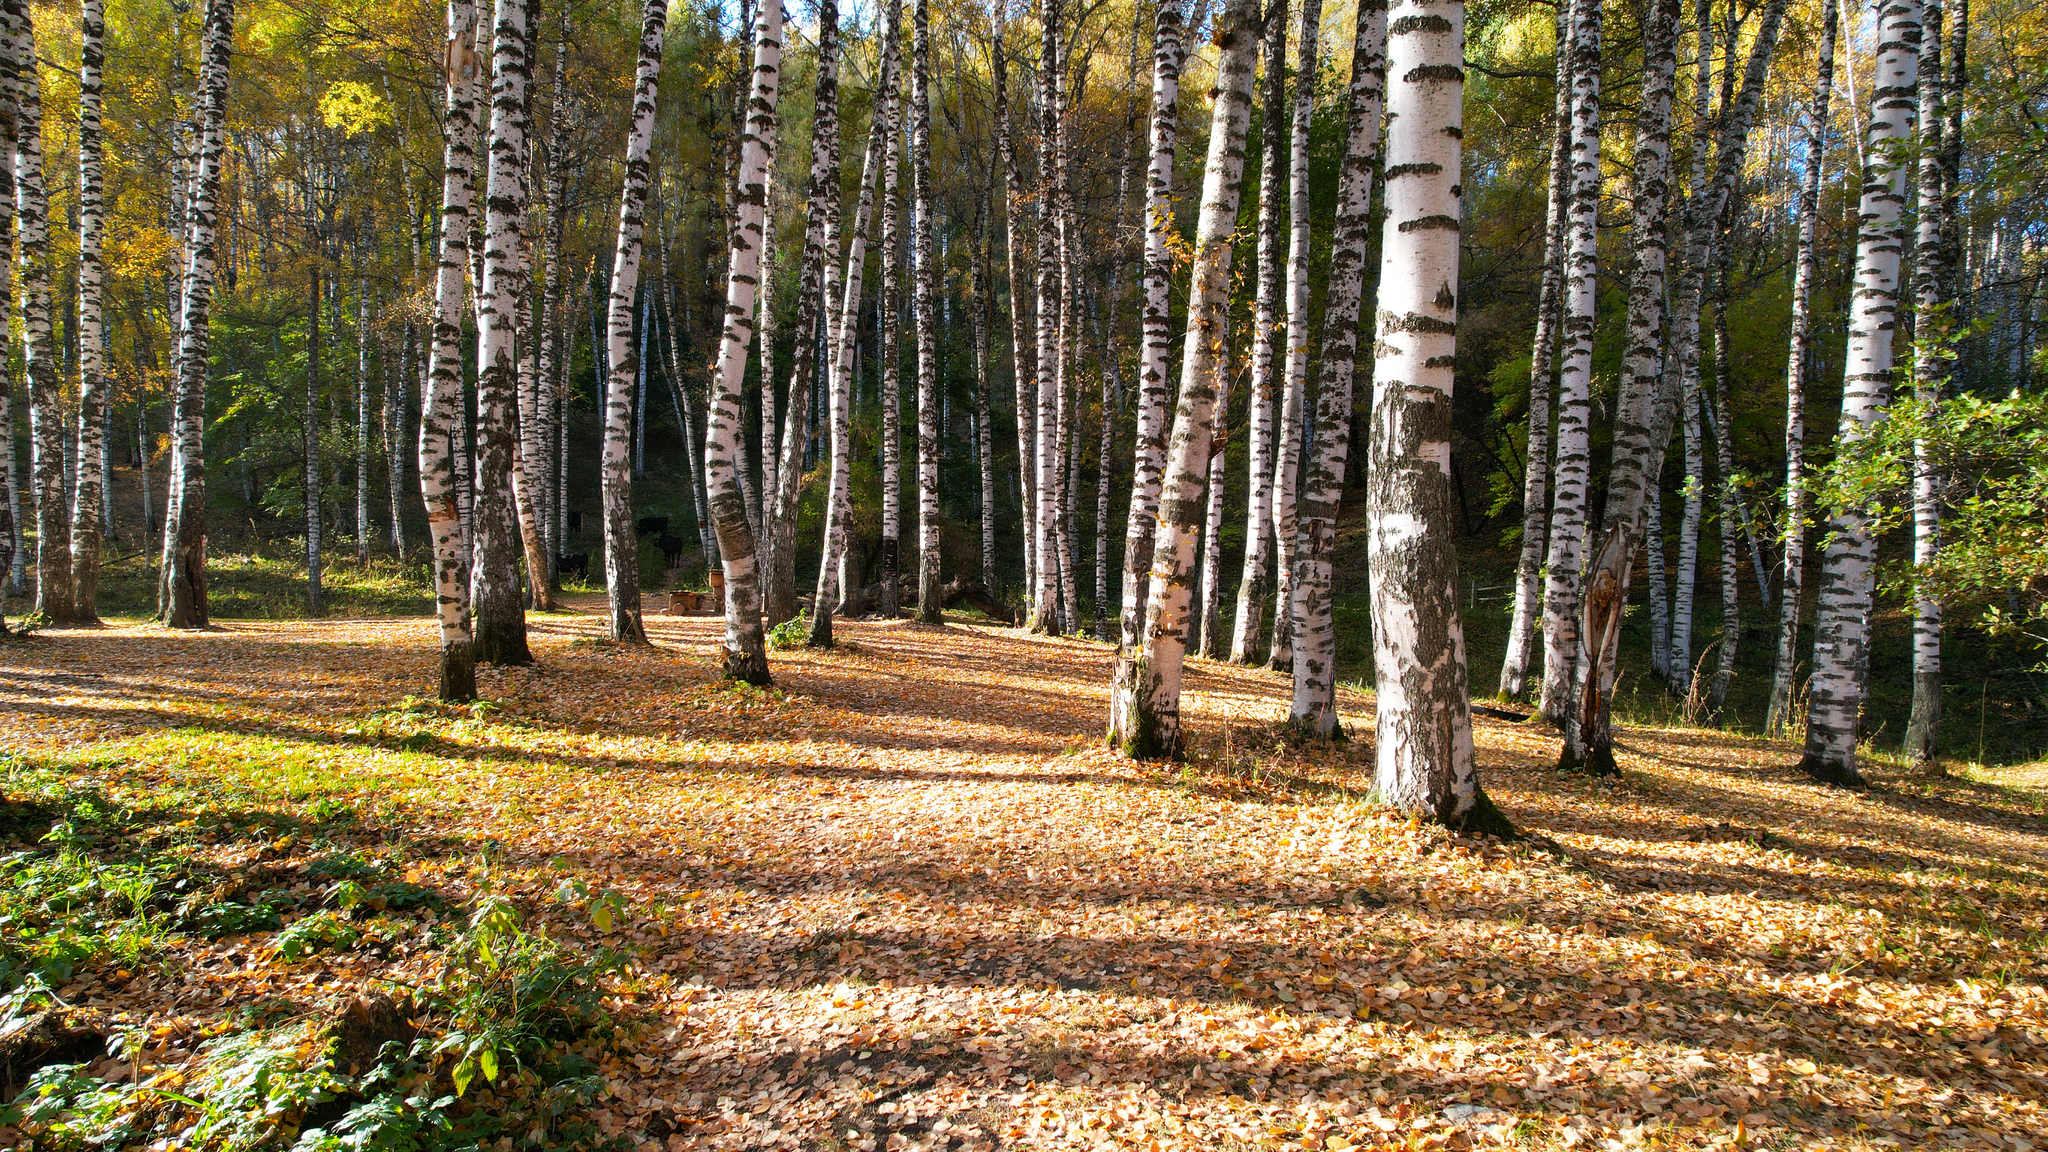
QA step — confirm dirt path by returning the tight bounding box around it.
[2,604,2044,1150]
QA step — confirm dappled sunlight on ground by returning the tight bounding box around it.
[1,599,2044,1149]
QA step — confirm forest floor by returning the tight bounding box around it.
[0,600,2044,1151]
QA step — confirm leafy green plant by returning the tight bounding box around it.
[767,611,812,650]
[275,912,364,960]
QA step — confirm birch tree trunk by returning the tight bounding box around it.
[1557,0,1785,773]
[1228,0,1287,665]
[912,0,942,623]
[766,0,838,628]
[704,0,782,685]
[976,229,999,590]
[161,0,234,631]
[879,64,905,618]
[1289,0,1386,736]
[1904,0,1946,768]
[1802,0,1921,786]
[809,0,901,648]
[1370,0,1503,832]
[1765,0,1839,735]
[1028,0,1065,634]
[1268,0,1321,673]
[1707,263,1739,714]
[1093,300,1118,641]
[993,4,1036,603]
[1112,0,1260,758]
[1668,0,1714,696]
[69,0,106,622]
[0,0,15,628]
[420,0,483,698]
[388,326,409,556]
[1497,16,1571,700]
[599,0,668,644]
[307,267,325,616]
[16,11,68,624]
[538,11,567,584]
[1535,0,1601,725]
[1112,0,1185,678]
[468,0,535,666]
[1195,337,1231,660]
[356,282,372,566]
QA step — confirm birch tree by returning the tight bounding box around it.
[17,10,66,623]
[1802,0,1921,785]
[1228,0,1287,665]
[1195,339,1230,660]
[160,0,235,631]
[1268,0,1320,673]
[1497,21,1571,700]
[355,283,372,566]
[765,0,838,628]
[704,0,782,686]
[1766,0,1839,735]
[1111,0,1185,694]
[912,0,942,623]
[810,0,902,648]
[878,58,906,618]
[468,0,535,666]
[994,2,1036,603]
[1027,0,1065,634]
[1110,0,1260,757]
[1904,0,1947,767]
[1535,0,1601,724]
[420,0,483,699]
[70,0,107,622]
[1289,0,1385,736]
[306,268,325,616]
[0,0,16,625]
[599,0,668,644]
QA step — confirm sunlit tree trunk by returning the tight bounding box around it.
[810,0,901,648]
[468,0,535,664]
[388,325,410,556]
[1765,0,1838,734]
[1093,298,1119,642]
[1497,17,1570,700]
[16,11,67,623]
[599,0,668,644]
[1905,0,1947,768]
[1668,0,1714,697]
[1535,0,1601,724]
[1112,0,1184,686]
[69,0,106,622]
[1267,0,1321,673]
[160,0,234,631]
[1289,0,1386,736]
[538,7,568,586]
[1558,0,1785,773]
[704,0,782,685]
[767,0,838,628]
[1028,0,1065,634]
[1194,336,1230,660]
[355,282,373,566]
[879,58,905,618]
[420,0,483,697]
[1228,0,1287,665]
[1369,0,1500,830]
[1113,0,1260,758]
[1804,0,1921,786]
[1050,34,1081,635]
[994,6,1037,603]
[0,0,15,629]
[911,0,942,623]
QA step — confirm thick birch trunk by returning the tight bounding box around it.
[704,0,782,685]
[420,0,482,697]
[1268,0,1321,673]
[1497,16,1571,700]
[70,0,106,621]
[17,12,68,623]
[766,0,838,628]
[1904,0,1946,768]
[1802,0,1921,786]
[809,0,901,649]
[161,0,234,631]
[912,0,942,623]
[1370,0,1500,832]
[1766,0,1838,735]
[1113,0,1184,667]
[1289,0,1386,736]
[1535,0,1601,724]
[1228,0,1287,665]
[1114,0,1260,759]
[600,0,668,644]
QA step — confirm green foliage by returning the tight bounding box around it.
[766,611,812,650]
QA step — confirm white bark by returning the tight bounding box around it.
[1195,336,1231,660]
[912,0,942,623]
[1289,0,1386,736]
[1370,0,1495,830]
[1114,0,1261,757]
[1802,0,1921,786]
[993,4,1036,604]
[17,10,66,622]
[704,0,782,685]
[70,0,106,620]
[1905,0,1946,767]
[1269,0,1321,672]
[1028,0,1065,634]
[599,0,668,644]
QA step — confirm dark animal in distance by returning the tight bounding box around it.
[636,515,669,537]
[567,509,583,535]
[556,552,589,579]
[657,534,685,569]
